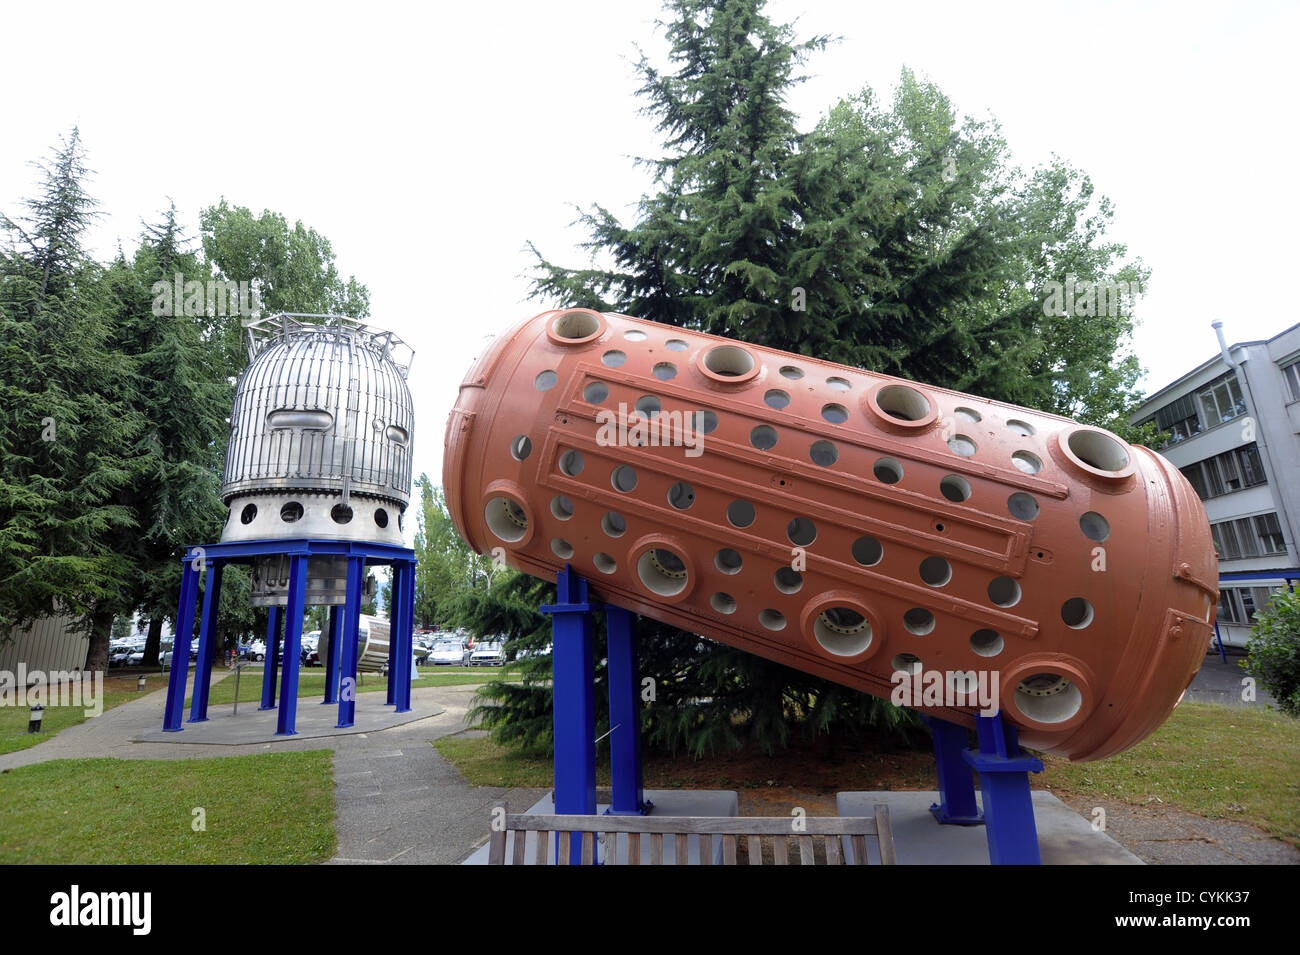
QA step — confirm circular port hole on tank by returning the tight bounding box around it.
[653,362,677,380]
[759,609,787,631]
[810,440,838,467]
[940,475,971,502]
[559,449,584,476]
[955,407,982,423]
[892,653,923,676]
[710,592,737,614]
[852,536,883,566]
[827,377,851,391]
[602,350,627,368]
[667,482,695,510]
[624,329,647,342]
[694,410,719,434]
[374,508,389,528]
[583,382,609,404]
[726,500,756,528]
[814,607,871,656]
[240,503,258,525]
[988,576,1021,608]
[550,496,574,520]
[1014,673,1082,724]
[750,425,778,450]
[510,435,532,461]
[1079,511,1110,542]
[638,548,689,597]
[873,457,903,484]
[280,501,304,523]
[635,395,661,419]
[611,465,638,493]
[701,345,757,381]
[1012,450,1042,474]
[1066,429,1130,472]
[1007,419,1035,437]
[1007,492,1040,521]
[485,497,528,543]
[715,548,743,574]
[330,503,354,524]
[602,512,627,537]
[970,629,1004,657]
[903,608,935,635]
[773,567,803,594]
[593,552,617,575]
[764,389,790,410]
[876,384,931,422]
[550,310,602,342]
[666,339,688,352]
[786,517,817,546]
[821,403,848,423]
[551,538,574,560]
[948,434,977,457]
[780,365,804,380]
[1061,597,1094,629]
[534,370,558,391]
[919,556,952,587]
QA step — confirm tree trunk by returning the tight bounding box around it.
[85,605,114,672]
[143,616,163,667]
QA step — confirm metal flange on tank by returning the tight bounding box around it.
[443,308,1219,762]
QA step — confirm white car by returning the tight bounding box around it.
[429,640,468,665]
[468,641,505,666]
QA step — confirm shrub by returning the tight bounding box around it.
[1242,588,1300,717]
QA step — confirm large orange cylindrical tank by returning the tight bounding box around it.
[443,309,1218,760]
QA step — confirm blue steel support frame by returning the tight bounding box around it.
[162,539,415,735]
[259,606,282,710]
[276,555,308,736]
[337,557,364,729]
[394,561,413,712]
[322,606,342,704]
[540,565,598,864]
[925,715,983,825]
[964,712,1044,865]
[189,560,225,723]
[605,604,648,816]
[163,560,201,731]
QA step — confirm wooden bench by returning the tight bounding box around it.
[487,801,896,865]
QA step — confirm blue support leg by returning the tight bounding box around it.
[275,556,308,736]
[541,565,597,864]
[925,715,982,825]
[322,606,342,704]
[395,560,413,712]
[605,604,648,816]
[1213,620,1228,663]
[259,606,282,710]
[337,557,363,729]
[963,712,1044,865]
[389,563,410,711]
[163,560,201,732]
[189,561,224,723]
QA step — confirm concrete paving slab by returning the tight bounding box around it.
[837,791,1142,864]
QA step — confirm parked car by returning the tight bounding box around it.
[468,640,505,666]
[429,640,468,666]
[248,640,267,662]
[108,644,133,667]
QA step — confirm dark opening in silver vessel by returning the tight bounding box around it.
[219,313,415,606]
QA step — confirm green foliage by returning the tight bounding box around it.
[1242,588,1300,718]
[412,475,504,627]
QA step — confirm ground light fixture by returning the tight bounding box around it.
[138,674,147,690]
[28,703,43,733]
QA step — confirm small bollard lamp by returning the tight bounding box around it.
[137,674,147,691]
[28,704,44,734]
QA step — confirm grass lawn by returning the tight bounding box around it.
[439,701,1300,844]
[1040,702,1300,846]
[0,751,336,864]
[0,673,170,756]
[187,664,518,707]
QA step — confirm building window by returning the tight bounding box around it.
[1179,443,1268,501]
[1217,585,1283,625]
[1282,360,1300,403]
[1211,512,1288,559]
[1197,373,1247,428]
[1143,392,1203,448]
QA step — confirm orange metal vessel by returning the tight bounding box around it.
[443,309,1218,760]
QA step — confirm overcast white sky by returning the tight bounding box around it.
[4,0,1297,549]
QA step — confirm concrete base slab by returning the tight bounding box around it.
[461,789,739,865]
[134,694,444,745]
[837,791,1142,865]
